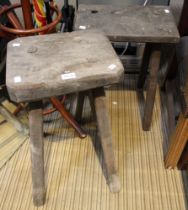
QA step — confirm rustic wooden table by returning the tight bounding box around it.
[75,4,180,130]
[6,30,124,206]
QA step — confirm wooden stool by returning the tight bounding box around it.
[165,36,188,169]
[75,4,179,130]
[6,30,124,206]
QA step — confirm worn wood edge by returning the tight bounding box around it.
[7,71,124,103]
[32,188,46,206]
[75,4,180,43]
[108,173,121,193]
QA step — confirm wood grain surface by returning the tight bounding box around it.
[75,4,180,43]
[6,30,124,102]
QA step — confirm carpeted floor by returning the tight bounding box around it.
[0,75,187,210]
[0,100,28,169]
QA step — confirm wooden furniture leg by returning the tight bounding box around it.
[29,101,45,206]
[92,87,120,193]
[75,91,86,122]
[137,43,151,89]
[50,97,86,138]
[75,90,96,122]
[165,79,176,136]
[6,9,23,30]
[165,113,188,169]
[88,91,96,119]
[143,49,161,131]
[21,0,34,29]
[158,45,176,89]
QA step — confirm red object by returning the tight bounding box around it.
[0,3,62,36]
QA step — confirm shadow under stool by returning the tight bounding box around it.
[6,30,124,206]
[75,4,180,130]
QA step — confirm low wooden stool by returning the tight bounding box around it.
[165,36,188,169]
[6,30,124,206]
[75,4,180,130]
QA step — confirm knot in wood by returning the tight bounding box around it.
[27,46,38,54]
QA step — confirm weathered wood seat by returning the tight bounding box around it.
[6,30,124,206]
[75,4,179,43]
[6,31,123,102]
[75,4,180,131]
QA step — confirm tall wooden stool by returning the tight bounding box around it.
[6,30,124,206]
[75,4,179,130]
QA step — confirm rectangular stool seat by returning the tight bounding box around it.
[75,4,179,43]
[6,30,124,103]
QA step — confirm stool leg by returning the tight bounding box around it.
[29,101,45,206]
[92,87,120,193]
[142,50,161,131]
[88,91,96,120]
[75,91,86,122]
[165,79,176,136]
[75,91,96,122]
[137,43,151,89]
[50,97,86,138]
[165,113,188,169]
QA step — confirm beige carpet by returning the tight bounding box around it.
[0,75,187,210]
[0,101,28,169]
